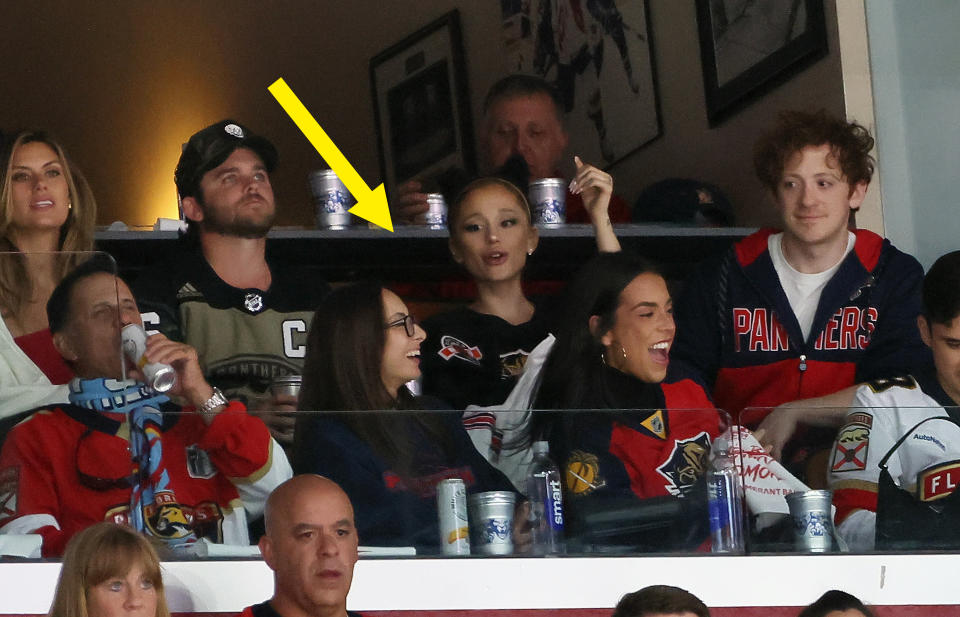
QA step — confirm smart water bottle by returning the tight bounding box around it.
[526,441,565,554]
[707,437,745,553]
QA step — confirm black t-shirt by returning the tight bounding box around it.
[420,306,552,409]
[246,600,362,617]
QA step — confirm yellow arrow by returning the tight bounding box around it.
[268,78,393,232]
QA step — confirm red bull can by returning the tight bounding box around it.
[309,169,355,229]
[437,478,470,556]
[528,178,567,227]
[425,193,448,229]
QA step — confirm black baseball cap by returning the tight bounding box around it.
[174,119,278,199]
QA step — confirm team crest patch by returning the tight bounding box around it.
[499,348,529,378]
[145,491,194,540]
[917,460,960,502]
[565,450,605,496]
[0,467,18,523]
[831,415,873,473]
[639,409,668,440]
[186,445,216,479]
[657,432,710,496]
[438,335,482,365]
[244,292,264,313]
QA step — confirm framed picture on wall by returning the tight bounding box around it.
[696,0,829,126]
[370,10,475,196]
[500,0,661,168]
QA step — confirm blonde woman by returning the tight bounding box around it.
[0,130,97,416]
[49,523,170,617]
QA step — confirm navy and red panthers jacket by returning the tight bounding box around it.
[672,228,931,426]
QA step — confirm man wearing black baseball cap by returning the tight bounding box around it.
[135,120,329,449]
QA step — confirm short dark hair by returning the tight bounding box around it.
[47,254,118,334]
[797,590,874,617]
[754,109,875,195]
[923,250,960,326]
[483,74,565,123]
[612,585,710,617]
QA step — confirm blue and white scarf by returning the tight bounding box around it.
[69,378,198,549]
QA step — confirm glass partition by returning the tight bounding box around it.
[0,250,123,559]
[742,402,960,554]
[1,397,741,559]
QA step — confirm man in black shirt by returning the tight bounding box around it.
[242,475,361,617]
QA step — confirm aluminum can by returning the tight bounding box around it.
[786,489,834,553]
[468,491,516,555]
[528,178,567,226]
[437,478,470,555]
[425,193,448,229]
[121,324,176,393]
[405,377,422,397]
[270,374,302,400]
[309,169,355,229]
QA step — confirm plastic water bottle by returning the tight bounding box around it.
[526,441,565,554]
[707,437,745,553]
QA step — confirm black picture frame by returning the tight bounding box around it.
[696,0,828,126]
[500,0,662,168]
[369,10,475,197]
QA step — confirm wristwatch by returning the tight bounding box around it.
[198,387,228,414]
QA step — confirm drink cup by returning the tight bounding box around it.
[528,178,567,227]
[468,491,516,555]
[310,169,355,229]
[785,489,834,553]
[270,375,302,401]
[121,324,176,393]
[424,193,448,229]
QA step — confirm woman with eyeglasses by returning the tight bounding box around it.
[49,522,170,617]
[293,282,522,552]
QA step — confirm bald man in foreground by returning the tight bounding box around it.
[240,475,361,617]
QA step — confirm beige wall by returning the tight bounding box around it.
[0,0,844,229]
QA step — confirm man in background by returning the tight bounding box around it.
[394,74,630,224]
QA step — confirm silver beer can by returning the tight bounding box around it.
[468,490,516,555]
[437,478,470,556]
[528,178,567,227]
[309,169,355,229]
[425,193,448,229]
[121,324,176,393]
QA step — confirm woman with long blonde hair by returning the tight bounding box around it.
[49,523,170,617]
[0,130,97,416]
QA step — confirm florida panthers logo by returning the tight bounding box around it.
[657,433,711,497]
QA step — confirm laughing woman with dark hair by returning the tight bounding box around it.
[522,252,723,549]
[293,282,518,551]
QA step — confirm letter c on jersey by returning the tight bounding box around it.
[282,319,307,358]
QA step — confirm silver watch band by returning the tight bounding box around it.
[199,387,228,414]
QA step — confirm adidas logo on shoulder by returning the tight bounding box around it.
[176,283,204,301]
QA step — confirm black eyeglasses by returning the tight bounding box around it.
[384,314,417,337]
